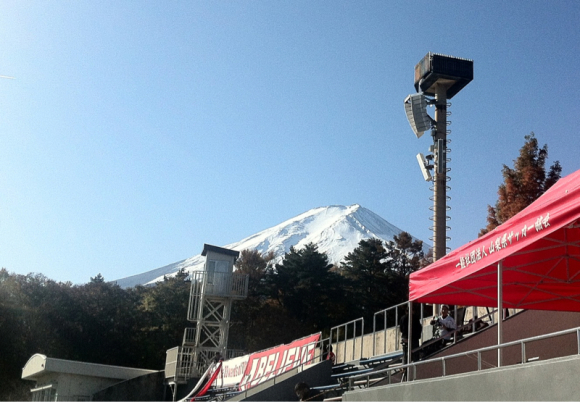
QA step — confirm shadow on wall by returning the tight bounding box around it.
[92,371,166,401]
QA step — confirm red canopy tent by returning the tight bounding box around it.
[409,168,580,312]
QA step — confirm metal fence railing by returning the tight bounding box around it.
[346,326,580,390]
[372,301,408,356]
[330,317,364,364]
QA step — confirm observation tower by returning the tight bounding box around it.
[165,244,248,399]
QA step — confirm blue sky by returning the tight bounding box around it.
[1,1,579,284]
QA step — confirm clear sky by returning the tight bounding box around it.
[1,1,579,284]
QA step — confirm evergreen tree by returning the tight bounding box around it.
[265,243,345,336]
[90,273,105,283]
[340,234,424,326]
[65,276,142,366]
[341,238,390,322]
[134,269,191,368]
[229,249,276,352]
[480,133,562,236]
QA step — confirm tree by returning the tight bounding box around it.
[90,273,105,283]
[229,249,276,352]
[480,133,562,236]
[133,269,191,368]
[235,249,275,297]
[0,269,35,400]
[340,234,424,326]
[265,243,346,336]
[341,238,391,322]
[383,232,425,305]
[0,271,80,400]
[0,268,196,400]
[61,276,142,366]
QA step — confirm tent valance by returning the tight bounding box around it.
[409,168,580,312]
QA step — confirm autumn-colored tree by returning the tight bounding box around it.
[480,133,562,236]
[384,232,425,304]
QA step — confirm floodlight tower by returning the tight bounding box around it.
[405,53,473,261]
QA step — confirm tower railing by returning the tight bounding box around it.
[187,271,249,321]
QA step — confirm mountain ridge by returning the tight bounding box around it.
[114,204,430,288]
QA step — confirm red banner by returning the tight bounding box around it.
[238,333,320,391]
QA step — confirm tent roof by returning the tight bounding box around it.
[409,168,580,312]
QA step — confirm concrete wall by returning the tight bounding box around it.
[92,371,165,401]
[333,316,438,363]
[334,327,402,363]
[343,354,580,401]
[57,374,120,401]
[29,373,121,401]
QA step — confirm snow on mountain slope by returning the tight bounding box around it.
[114,204,430,288]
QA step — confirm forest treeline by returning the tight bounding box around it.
[0,234,424,400]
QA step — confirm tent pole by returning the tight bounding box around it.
[497,259,503,368]
[408,300,412,379]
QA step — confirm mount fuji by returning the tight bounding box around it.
[113,204,430,288]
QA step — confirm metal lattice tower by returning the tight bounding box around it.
[183,244,248,378]
[165,244,248,395]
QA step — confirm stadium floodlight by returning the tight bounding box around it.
[414,52,473,99]
[416,152,433,182]
[404,93,434,139]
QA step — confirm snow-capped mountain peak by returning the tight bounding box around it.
[114,204,429,288]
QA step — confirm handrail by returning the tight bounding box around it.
[330,317,364,364]
[372,301,408,356]
[346,325,580,390]
[331,303,495,365]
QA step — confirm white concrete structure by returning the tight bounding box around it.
[22,354,157,401]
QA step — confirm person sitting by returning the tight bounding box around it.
[325,346,336,365]
[463,317,489,334]
[294,382,324,401]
